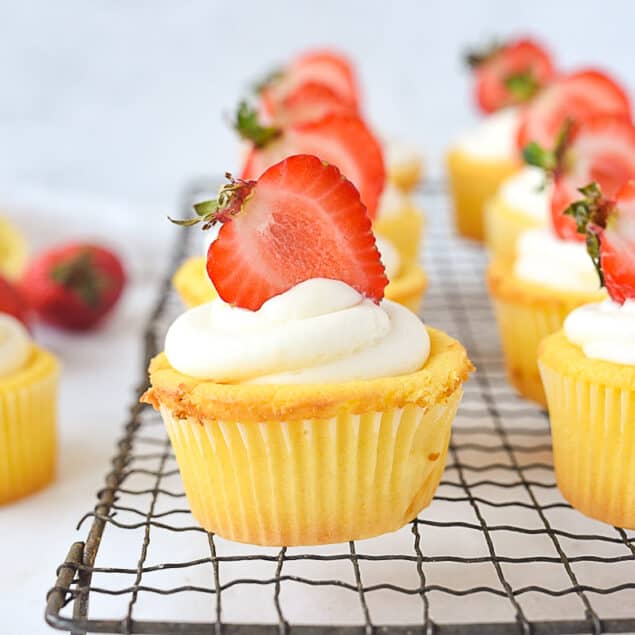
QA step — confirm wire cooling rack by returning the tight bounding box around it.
[46,179,635,635]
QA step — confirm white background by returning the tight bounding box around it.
[1,1,634,633]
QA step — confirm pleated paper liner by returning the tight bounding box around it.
[539,333,635,529]
[161,389,462,546]
[0,346,60,504]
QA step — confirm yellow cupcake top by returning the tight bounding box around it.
[539,329,635,390]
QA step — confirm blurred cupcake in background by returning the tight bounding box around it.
[485,72,632,259]
[0,277,60,504]
[539,180,635,528]
[0,216,28,281]
[487,113,635,404]
[447,37,556,241]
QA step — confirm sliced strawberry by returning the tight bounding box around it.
[517,69,631,150]
[239,112,385,219]
[525,115,635,241]
[259,49,359,120]
[274,81,357,125]
[467,38,555,114]
[564,181,635,303]
[173,155,387,311]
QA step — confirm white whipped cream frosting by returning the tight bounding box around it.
[0,313,30,377]
[455,108,519,159]
[564,299,635,365]
[165,278,430,384]
[514,229,603,293]
[498,166,552,222]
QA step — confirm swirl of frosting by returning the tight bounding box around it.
[564,299,635,365]
[0,313,30,377]
[514,228,603,293]
[165,278,430,384]
[376,183,410,219]
[498,166,552,221]
[455,108,519,159]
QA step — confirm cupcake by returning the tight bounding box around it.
[488,111,635,404]
[447,38,556,241]
[0,303,59,504]
[174,230,427,313]
[144,155,472,546]
[0,216,28,281]
[538,180,635,528]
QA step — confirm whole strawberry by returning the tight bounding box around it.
[0,275,30,327]
[466,37,556,114]
[21,244,125,330]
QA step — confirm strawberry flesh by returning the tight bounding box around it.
[517,69,631,151]
[203,155,388,311]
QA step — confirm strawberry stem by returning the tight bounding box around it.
[233,101,281,148]
[252,67,283,94]
[523,118,574,175]
[169,174,256,229]
[464,40,501,69]
[563,182,616,287]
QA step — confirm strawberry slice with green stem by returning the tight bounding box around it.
[517,69,631,151]
[172,155,388,311]
[565,180,635,303]
[234,103,385,219]
[466,38,555,114]
[524,115,635,241]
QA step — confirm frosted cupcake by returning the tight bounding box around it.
[144,155,472,545]
[447,38,555,241]
[488,112,635,404]
[0,310,59,504]
[539,180,635,528]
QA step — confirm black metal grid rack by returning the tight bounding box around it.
[46,180,635,635]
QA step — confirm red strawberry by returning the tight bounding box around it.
[21,244,126,330]
[236,109,385,219]
[517,69,631,151]
[274,81,357,125]
[525,115,635,241]
[564,181,635,303]
[259,49,359,120]
[467,38,556,114]
[0,275,30,327]
[173,155,387,311]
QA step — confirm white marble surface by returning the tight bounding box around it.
[1,1,635,633]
